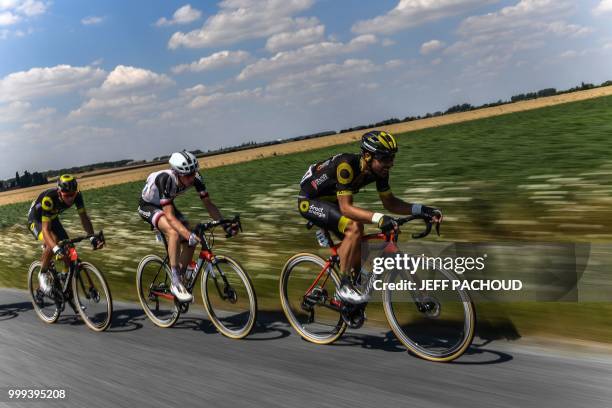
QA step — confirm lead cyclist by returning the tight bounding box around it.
[137,150,239,303]
[297,130,443,304]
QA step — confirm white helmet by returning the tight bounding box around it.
[169,150,199,175]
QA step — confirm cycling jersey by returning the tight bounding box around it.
[28,188,86,223]
[27,188,85,241]
[298,153,393,236]
[140,169,208,206]
[299,153,391,200]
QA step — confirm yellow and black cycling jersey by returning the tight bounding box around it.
[27,188,86,223]
[299,153,391,201]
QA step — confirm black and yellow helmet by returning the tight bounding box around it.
[57,174,78,193]
[361,130,398,156]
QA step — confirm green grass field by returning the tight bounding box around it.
[1,95,612,341]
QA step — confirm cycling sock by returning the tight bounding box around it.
[170,267,182,286]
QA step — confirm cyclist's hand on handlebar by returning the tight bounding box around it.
[90,235,104,250]
[52,245,65,257]
[415,204,443,223]
[224,222,239,237]
[378,215,399,232]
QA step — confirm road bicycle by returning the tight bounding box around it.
[28,231,112,332]
[280,216,475,362]
[136,215,257,339]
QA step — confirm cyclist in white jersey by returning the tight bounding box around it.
[138,151,238,302]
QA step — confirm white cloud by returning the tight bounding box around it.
[0,11,19,25]
[81,16,104,25]
[267,59,381,92]
[593,0,612,15]
[15,0,46,17]
[189,87,263,109]
[0,65,105,102]
[265,23,325,52]
[237,34,377,81]
[420,39,445,54]
[95,65,173,95]
[0,100,55,123]
[444,0,594,76]
[70,66,173,120]
[168,0,315,49]
[352,0,496,35]
[384,59,404,68]
[172,50,250,74]
[156,4,202,27]
[382,38,396,47]
[559,50,578,58]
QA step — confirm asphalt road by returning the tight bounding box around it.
[1,288,611,408]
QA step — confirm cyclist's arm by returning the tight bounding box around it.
[78,212,95,236]
[380,192,412,215]
[337,194,378,224]
[41,221,58,250]
[201,195,222,221]
[162,203,192,241]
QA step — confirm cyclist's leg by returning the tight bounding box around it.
[338,220,363,279]
[28,218,58,271]
[156,216,181,271]
[138,200,179,267]
[50,220,70,270]
[297,195,360,276]
[174,207,194,273]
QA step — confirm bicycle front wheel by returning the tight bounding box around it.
[201,255,257,339]
[383,265,476,362]
[279,253,346,345]
[72,262,113,332]
[27,261,60,324]
[136,254,180,328]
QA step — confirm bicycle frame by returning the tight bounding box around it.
[149,230,232,302]
[303,232,387,307]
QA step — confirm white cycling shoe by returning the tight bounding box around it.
[170,281,193,303]
[38,271,53,295]
[336,278,369,304]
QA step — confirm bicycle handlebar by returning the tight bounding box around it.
[388,215,440,240]
[57,231,105,248]
[194,214,242,238]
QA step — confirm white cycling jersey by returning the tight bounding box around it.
[140,169,208,206]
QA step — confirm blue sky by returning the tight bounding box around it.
[0,0,611,179]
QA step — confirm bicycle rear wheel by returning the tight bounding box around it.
[279,253,346,345]
[202,255,257,339]
[383,265,475,362]
[72,262,113,332]
[27,261,61,324]
[136,254,180,328]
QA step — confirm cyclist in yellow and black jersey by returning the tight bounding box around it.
[27,175,104,294]
[298,130,443,304]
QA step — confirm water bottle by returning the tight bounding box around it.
[315,229,330,248]
[155,231,164,243]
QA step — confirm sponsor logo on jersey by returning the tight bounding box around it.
[310,173,329,190]
[308,204,325,219]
